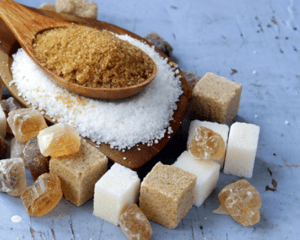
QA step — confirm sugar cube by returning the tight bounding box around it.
[7,108,48,142]
[0,97,22,134]
[190,72,242,125]
[0,104,6,138]
[188,120,229,167]
[0,135,9,159]
[21,173,62,216]
[24,137,50,181]
[219,179,262,226]
[181,70,201,92]
[50,140,107,206]
[38,123,80,157]
[0,158,27,196]
[119,204,152,240]
[56,0,98,19]
[224,122,260,178]
[139,162,196,229]
[144,32,173,56]
[93,163,140,225]
[10,137,27,165]
[173,151,220,207]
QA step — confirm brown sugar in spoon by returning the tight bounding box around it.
[0,0,157,99]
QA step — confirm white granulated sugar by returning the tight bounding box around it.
[10,35,182,149]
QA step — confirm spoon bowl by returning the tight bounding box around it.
[0,0,157,99]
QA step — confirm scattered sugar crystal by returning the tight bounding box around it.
[119,204,152,240]
[285,120,289,125]
[24,137,50,181]
[0,135,9,159]
[0,158,27,196]
[253,51,257,54]
[139,162,196,229]
[254,115,258,118]
[38,2,56,11]
[212,205,229,215]
[21,173,62,216]
[137,148,141,151]
[93,163,140,225]
[252,70,256,74]
[218,180,261,226]
[56,0,98,19]
[11,215,22,223]
[224,122,260,178]
[187,120,229,167]
[188,126,225,161]
[10,137,27,165]
[50,140,107,206]
[0,105,6,138]
[144,32,173,56]
[38,123,80,157]
[190,72,242,125]
[123,157,127,160]
[7,108,47,142]
[181,70,201,92]
[11,35,182,149]
[173,151,220,207]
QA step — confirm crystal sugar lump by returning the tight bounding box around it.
[224,122,260,178]
[24,137,50,181]
[187,120,229,167]
[139,162,196,229]
[181,70,201,92]
[119,204,152,240]
[50,140,107,206]
[93,163,140,225]
[144,32,173,56]
[7,108,48,142]
[38,123,80,157]
[173,151,220,207]
[218,179,262,226]
[0,135,9,159]
[0,97,22,134]
[0,158,27,196]
[21,173,62,217]
[188,126,225,162]
[10,137,27,165]
[56,0,98,19]
[0,104,6,138]
[190,72,242,125]
[38,2,56,11]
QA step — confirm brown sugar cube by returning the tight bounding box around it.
[190,72,242,125]
[50,140,108,206]
[0,97,22,134]
[38,2,56,11]
[0,135,9,159]
[24,137,50,181]
[119,204,152,240]
[181,70,201,93]
[219,179,262,226]
[139,162,196,229]
[56,0,98,19]
[144,32,173,56]
[7,108,48,142]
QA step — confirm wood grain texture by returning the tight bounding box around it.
[0,6,189,170]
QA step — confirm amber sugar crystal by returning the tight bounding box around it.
[33,27,154,88]
[7,108,48,142]
[119,204,152,240]
[21,173,62,217]
[188,126,225,160]
[218,179,262,226]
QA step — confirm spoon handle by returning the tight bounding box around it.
[0,0,67,51]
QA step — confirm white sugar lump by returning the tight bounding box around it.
[173,151,220,207]
[223,122,260,178]
[0,105,6,138]
[10,34,182,150]
[187,120,229,167]
[93,163,140,225]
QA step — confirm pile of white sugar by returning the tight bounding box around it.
[10,34,182,150]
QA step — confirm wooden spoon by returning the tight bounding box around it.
[0,0,157,99]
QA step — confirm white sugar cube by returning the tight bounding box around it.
[187,120,229,167]
[223,122,260,178]
[0,105,6,138]
[173,151,220,207]
[93,163,140,225]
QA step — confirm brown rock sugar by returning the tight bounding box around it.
[33,27,154,88]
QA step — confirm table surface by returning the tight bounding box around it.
[1,0,300,239]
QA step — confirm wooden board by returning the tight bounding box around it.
[0,6,189,170]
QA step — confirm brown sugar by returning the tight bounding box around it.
[33,27,154,89]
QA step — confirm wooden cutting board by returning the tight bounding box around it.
[0,6,189,170]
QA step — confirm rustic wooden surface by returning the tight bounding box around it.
[0,5,189,170]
